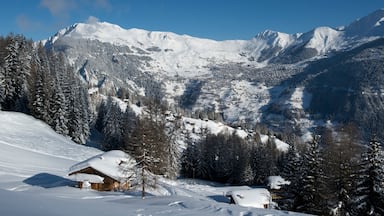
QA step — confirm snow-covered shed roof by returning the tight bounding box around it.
[226,188,271,209]
[266,176,290,190]
[68,150,136,182]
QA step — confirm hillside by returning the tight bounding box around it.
[0,111,305,216]
[43,9,384,140]
[2,8,384,216]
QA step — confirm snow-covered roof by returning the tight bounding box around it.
[68,150,136,182]
[226,188,271,208]
[266,176,290,190]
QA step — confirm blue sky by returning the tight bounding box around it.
[1,0,383,41]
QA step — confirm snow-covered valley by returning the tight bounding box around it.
[2,8,384,216]
[0,111,305,216]
[42,9,384,139]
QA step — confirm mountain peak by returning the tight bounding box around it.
[253,29,297,49]
[60,21,134,43]
[47,20,203,48]
[297,26,343,54]
[345,9,384,37]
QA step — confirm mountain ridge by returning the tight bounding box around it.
[46,9,384,64]
[44,9,384,140]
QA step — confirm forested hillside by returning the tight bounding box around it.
[0,34,89,143]
[2,10,384,214]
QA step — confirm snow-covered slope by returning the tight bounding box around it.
[46,9,384,70]
[345,9,384,37]
[43,9,384,139]
[0,111,305,215]
[47,21,256,77]
[298,27,344,54]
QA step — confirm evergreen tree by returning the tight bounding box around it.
[67,81,90,144]
[279,144,304,211]
[240,163,254,185]
[29,46,52,123]
[0,66,4,109]
[1,35,31,111]
[49,82,68,136]
[297,136,327,215]
[163,115,182,179]
[102,97,124,150]
[352,136,384,216]
[251,138,278,185]
[182,131,251,184]
[181,136,206,180]
[227,133,250,184]
[320,124,362,215]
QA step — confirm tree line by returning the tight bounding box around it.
[181,122,384,216]
[95,96,180,179]
[0,34,89,144]
[1,33,384,215]
[278,124,384,215]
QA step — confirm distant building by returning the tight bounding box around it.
[226,188,272,209]
[68,150,136,191]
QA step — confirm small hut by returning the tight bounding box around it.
[226,188,272,209]
[68,150,136,191]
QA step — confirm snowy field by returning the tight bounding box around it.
[0,111,307,216]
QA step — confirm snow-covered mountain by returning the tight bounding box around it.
[0,111,305,216]
[345,9,384,37]
[46,9,384,67]
[45,9,384,139]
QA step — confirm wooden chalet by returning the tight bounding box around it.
[68,150,136,191]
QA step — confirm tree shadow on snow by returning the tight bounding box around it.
[23,173,75,188]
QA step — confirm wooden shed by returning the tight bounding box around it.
[68,150,136,191]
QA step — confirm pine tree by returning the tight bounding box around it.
[0,66,4,109]
[352,136,384,216]
[163,115,182,179]
[297,136,327,215]
[320,124,362,215]
[2,36,18,110]
[60,62,90,145]
[102,97,124,150]
[181,137,201,180]
[240,163,254,185]
[279,144,304,211]
[1,35,31,111]
[251,140,277,185]
[67,82,90,144]
[29,46,52,123]
[46,51,68,133]
[228,133,250,184]
[49,82,68,136]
